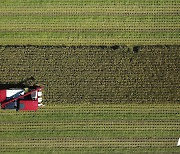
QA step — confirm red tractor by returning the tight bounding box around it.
[0,86,43,111]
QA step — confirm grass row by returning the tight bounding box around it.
[0,0,179,6]
[0,33,179,46]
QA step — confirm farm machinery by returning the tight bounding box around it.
[0,86,44,111]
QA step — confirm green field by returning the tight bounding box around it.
[1,103,180,153]
[0,0,179,153]
[0,0,179,45]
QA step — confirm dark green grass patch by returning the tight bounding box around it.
[0,45,179,104]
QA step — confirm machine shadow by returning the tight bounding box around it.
[0,76,36,89]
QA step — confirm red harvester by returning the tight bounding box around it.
[0,86,43,111]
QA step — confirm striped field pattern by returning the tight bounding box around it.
[0,1,179,153]
[1,104,180,153]
[0,0,179,45]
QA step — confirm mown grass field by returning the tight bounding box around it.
[0,0,179,153]
[1,103,180,153]
[0,0,179,45]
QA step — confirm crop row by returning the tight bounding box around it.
[0,45,179,104]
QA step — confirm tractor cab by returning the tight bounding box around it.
[0,86,43,111]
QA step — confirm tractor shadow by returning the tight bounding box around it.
[0,77,36,89]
